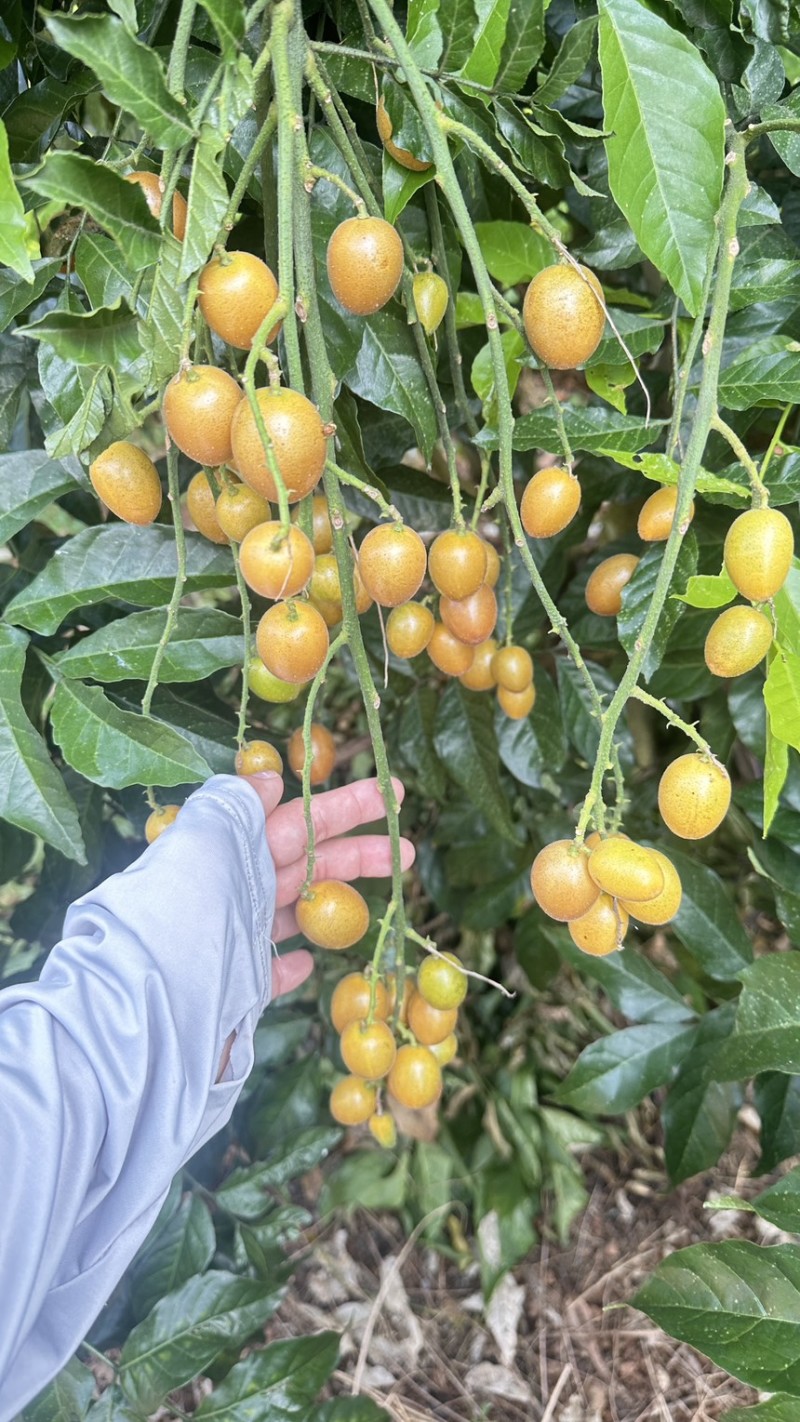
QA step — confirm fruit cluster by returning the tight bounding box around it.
[328,951,467,1142]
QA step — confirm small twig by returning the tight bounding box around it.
[711,412,769,507]
[629,686,715,759]
[406,928,515,998]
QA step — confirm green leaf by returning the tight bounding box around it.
[193,1332,340,1419]
[398,687,448,799]
[555,1021,698,1115]
[618,531,697,680]
[56,609,244,683]
[0,451,82,545]
[535,17,597,107]
[598,0,725,314]
[25,154,161,272]
[22,1359,95,1422]
[118,1272,284,1413]
[493,0,550,92]
[471,327,525,418]
[178,123,230,282]
[0,626,85,863]
[343,309,438,461]
[433,681,519,842]
[662,1005,740,1184]
[44,14,194,151]
[718,338,800,412]
[74,233,132,309]
[755,1073,800,1174]
[765,648,800,753]
[318,1401,391,1422]
[598,446,749,499]
[458,0,511,88]
[631,1240,800,1396]
[676,569,737,609]
[50,677,212,790]
[407,0,443,68]
[765,710,790,837]
[0,258,61,333]
[0,118,34,281]
[746,1164,800,1234]
[382,156,435,227]
[559,935,694,1023]
[129,1195,216,1322]
[726,1399,800,1422]
[140,233,187,388]
[118,685,238,775]
[494,667,566,788]
[438,0,481,73]
[17,303,143,371]
[668,848,753,981]
[585,362,630,413]
[480,406,666,454]
[5,526,234,636]
[47,368,112,461]
[475,220,553,285]
[730,227,800,312]
[197,0,245,59]
[215,1129,341,1220]
[715,955,800,1079]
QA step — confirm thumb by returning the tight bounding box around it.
[243,771,285,823]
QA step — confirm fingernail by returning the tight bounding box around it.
[253,771,282,781]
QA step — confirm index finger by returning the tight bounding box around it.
[266,776,406,867]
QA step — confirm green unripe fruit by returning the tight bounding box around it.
[413,272,449,337]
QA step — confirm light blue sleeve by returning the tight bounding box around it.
[0,775,277,1419]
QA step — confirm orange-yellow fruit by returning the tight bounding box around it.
[638,486,694,542]
[186,470,228,544]
[413,270,448,334]
[386,973,414,1025]
[256,599,329,684]
[704,605,773,678]
[482,541,501,588]
[330,1076,376,1125]
[585,554,639,617]
[293,494,332,554]
[428,529,488,600]
[440,583,498,646]
[531,839,599,922]
[459,637,498,691]
[247,657,302,703]
[588,837,665,902]
[429,1033,458,1066]
[296,879,370,950]
[239,521,315,599]
[388,1044,442,1109]
[492,645,533,693]
[358,523,427,607]
[417,952,468,1010]
[386,602,435,659]
[658,754,731,840]
[368,1111,397,1147]
[427,623,474,677]
[497,683,536,719]
[620,851,682,925]
[407,991,458,1046]
[216,482,271,541]
[340,1018,397,1079]
[89,442,162,525]
[230,387,326,504]
[327,215,404,315]
[331,973,390,1034]
[724,507,794,602]
[235,740,283,775]
[287,722,336,784]
[520,466,581,539]
[310,553,372,616]
[376,96,433,172]
[569,893,628,955]
[522,263,605,369]
[198,251,281,350]
[163,365,242,468]
[126,170,187,239]
[145,804,180,843]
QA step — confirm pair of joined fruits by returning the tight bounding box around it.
[531,835,682,956]
[698,505,792,679]
[329,952,467,1138]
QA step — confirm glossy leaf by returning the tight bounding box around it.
[494,668,566,788]
[118,1272,284,1413]
[407,0,444,68]
[726,1400,800,1422]
[214,1129,341,1220]
[475,220,553,284]
[0,258,61,333]
[667,848,753,981]
[765,710,790,836]
[493,0,550,92]
[342,308,438,461]
[129,1194,216,1322]
[438,0,481,73]
[193,1332,339,1419]
[50,677,212,789]
[0,451,82,545]
[618,531,697,681]
[17,303,143,370]
[676,569,737,609]
[559,936,694,1024]
[119,685,238,775]
[0,117,34,281]
[197,0,245,59]
[765,648,800,753]
[535,17,597,107]
[56,609,244,683]
[662,1006,740,1184]
[74,233,132,310]
[598,0,725,314]
[5,526,234,636]
[433,681,520,842]
[715,955,800,1079]
[399,687,448,800]
[718,338,800,411]
[178,123,230,282]
[459,0,512,89]
[0,626,85,863]
[25,154,161,272]
[22,1358,95,1422]
[481,407,666,454]
[556,1021,698,1115]
[631,1241,800,1396]
[44,14,194,150]
[744,1164,800,1234]
[755,1073,800,1173]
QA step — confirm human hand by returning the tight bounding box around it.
[243,772,415,1000]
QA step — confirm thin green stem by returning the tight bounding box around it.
[367,902,396,1022]
[309,38,519,99]
[539,366,574,469]
[711,412,769,507]
[271,0,303,391]
[436,114,565,250]
[142,445,186,717]
[301,630,348,889]
[232,545,252,747]
[222,106,278,231]
[306,52,381,208]
[666,229,720,460]
[80,1341,119,1376]
[629,686,713,756]
[304,162,365,211]
[501,520,513,646]
[241,297,292,526]
[327,458,401,521]
[760,403,793,481]
[424,184,477,439]
[747,117,800,139]
[575,131,750,838]
[167,0,197,101]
